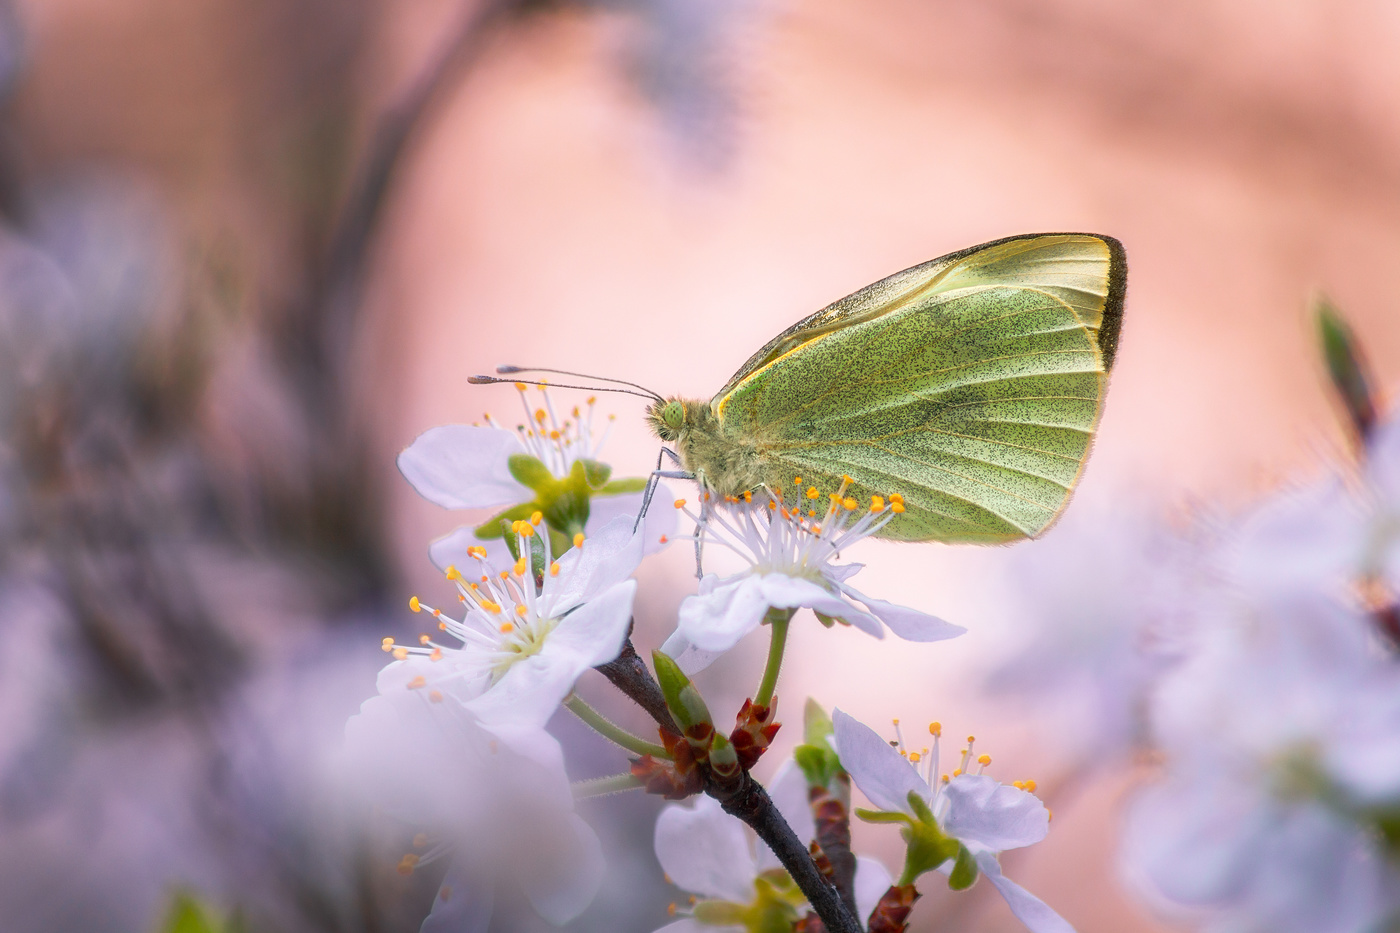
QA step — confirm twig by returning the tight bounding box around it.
[596,637,862,933]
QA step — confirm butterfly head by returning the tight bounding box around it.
[646,398,689,442]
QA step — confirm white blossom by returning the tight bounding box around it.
[380,514,643,740]
[832,709,1075,933]
[663,481,963,673]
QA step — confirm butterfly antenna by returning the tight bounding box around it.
[467,373,660,401]
[495,365,664,402]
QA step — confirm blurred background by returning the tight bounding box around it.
[2,0,1398,930]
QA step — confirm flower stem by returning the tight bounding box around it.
[572,773,643,798]
[565,694,670,759]
[754,607,794,708]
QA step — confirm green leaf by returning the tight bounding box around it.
[579,458,612,489]
[803,698,834,746]
[156,892,222,933]
[813,611,839,629]
[507,454,555,492]
[1316,296,1377,442]
[652,650,713,731]
[947,844,980,891]
[793,744,840,789]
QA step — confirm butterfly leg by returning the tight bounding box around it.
[633,446,695,533]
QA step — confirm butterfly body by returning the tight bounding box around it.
[647,233,1127,545]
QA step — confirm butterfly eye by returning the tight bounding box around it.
[663,400,684,430]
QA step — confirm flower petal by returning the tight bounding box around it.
[588,485,677,556]
[399,425,528,509]
[677,575,770,654]
[520,812,606,924]
[546,516,645,614]
[840,583,966,642]
[420,857,494,933]
[654,795,758,903]
[941,775,1048,852]
[755,575,885,639]
[831,709,930,816]
[466,581,637,732]
[854,855,893,922]
[975,852,1077,933]
[659,629,727,676]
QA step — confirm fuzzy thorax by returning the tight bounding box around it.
[646,397,766,497]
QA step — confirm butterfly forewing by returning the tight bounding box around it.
[711,233,1124,544]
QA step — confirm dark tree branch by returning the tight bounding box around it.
[596,637,863,933]
[812,776,859,921]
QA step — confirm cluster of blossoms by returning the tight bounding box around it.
[987,318,1400,933]
[345,383,1073,933]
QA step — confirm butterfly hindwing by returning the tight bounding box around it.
[711,234,1125,544]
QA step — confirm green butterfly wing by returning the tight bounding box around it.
[712,233,1126,544]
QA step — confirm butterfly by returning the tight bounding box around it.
[642,233,1126,544]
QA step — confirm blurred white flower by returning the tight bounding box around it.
[1122,580,1400,933]
[651,762,890,932]
[832,710,1075,933]
[380,514,643,741]
[397,386,673,568]
[344,670,603,930]
[663,482,963,673]
[985,506,1203,764]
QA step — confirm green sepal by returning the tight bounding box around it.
[652,650,714,731]
[472,502,537,540]
[579,458,612,489]
[598,477,647,495]
[813,610,839,629]
[854,807,911,824]
[692,900,747,925]
[507,453,555,492]
[898,816,958,886]
[906,789,937,826]
[947,844,980,891]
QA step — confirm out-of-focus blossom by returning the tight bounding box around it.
[985,505,1203,764]
[379,514,643,743]
[832,710,1074,933]
[1122,575,1400,932]
[345,646,604,930]
[651,762,890,932]
[662,482,963,673]
[398,385,673,568]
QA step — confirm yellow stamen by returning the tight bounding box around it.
[909,751,922,763]
[513,382,527,391]
[398,854,420,875]
[429,689,444,703]
[407,676,427,689]
[419,634,431,645]
[573,533,585,548]
[513,558,527,577]
[530,510,543,526]
[445,566,461,581]
[391,648,408,661]
[500,622,514,634]
[891,502,905,514]
[409,596,421,613]
[381,637,394,652]
[977,754,992,766]
[535,408,547,424]
[549,561,560,576]
[843,496,857,510]
[929,721,941,736]
[674,499,687,509]
[430,648,443,661]
[805,486,820,500]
